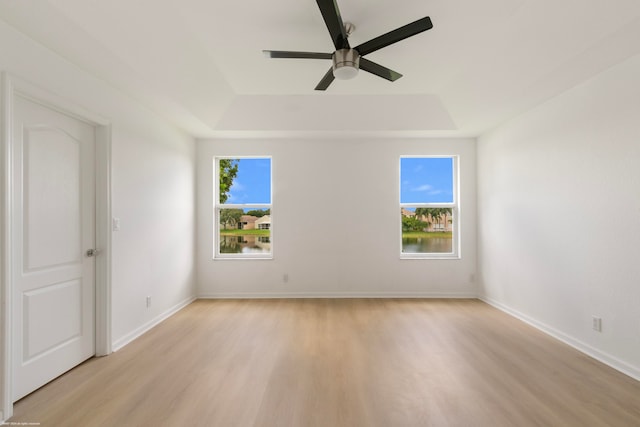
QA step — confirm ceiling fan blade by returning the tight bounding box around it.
[355,17,433,56]
[315,67,335,91]
[359,58,402,82]
[316,0,350,50]
[263,50,332,60]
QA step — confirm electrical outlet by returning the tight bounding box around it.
[592,316,602,332]
[146,296,151,308]
[283,274,289,284]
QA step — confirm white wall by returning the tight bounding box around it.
[478,54,640,379]
[110,122,196,348]
[0,19,197,353]
[197,138,477,297]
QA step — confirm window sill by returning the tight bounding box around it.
[213,256,273,261]
[400,254,461,260]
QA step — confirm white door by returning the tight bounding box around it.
[12,95,96,401]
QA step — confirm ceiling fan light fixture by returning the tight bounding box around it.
[332,48,360,80]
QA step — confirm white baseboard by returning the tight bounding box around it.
[198,291,478,299]
[480,296,640,382]
[112,296,197,352]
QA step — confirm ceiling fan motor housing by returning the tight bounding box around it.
[332,48,360,80]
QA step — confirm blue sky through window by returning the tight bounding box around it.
[226,158,271,204]
[400,157,453,203]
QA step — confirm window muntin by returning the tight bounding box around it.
[215,157,272,259]
[400,156,459,258]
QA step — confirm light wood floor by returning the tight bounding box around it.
[9,299,640,426]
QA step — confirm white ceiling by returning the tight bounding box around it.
[1,0,640,137]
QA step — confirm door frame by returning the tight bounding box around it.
[0,72,112,420]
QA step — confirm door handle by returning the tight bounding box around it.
[86,249,99,257]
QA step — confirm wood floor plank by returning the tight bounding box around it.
[9,299,640,426]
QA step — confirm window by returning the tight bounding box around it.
[400,156,459,258]
[215,157,272,259]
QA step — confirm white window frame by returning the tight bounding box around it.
[214,156,273,260]
[399,155,460,259]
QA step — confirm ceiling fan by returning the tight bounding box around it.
[263,0,433,90]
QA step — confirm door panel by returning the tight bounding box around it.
[24,127,82,270]
[23,280,83,361]
[12,95,96,401]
